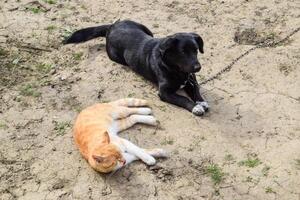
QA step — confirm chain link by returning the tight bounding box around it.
[199,26,300,85]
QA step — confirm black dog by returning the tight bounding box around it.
[64,20,209,115]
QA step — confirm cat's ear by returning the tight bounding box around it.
[103,131,110,143]
[92,155,105,163]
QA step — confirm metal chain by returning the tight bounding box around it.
[199,26,300,85]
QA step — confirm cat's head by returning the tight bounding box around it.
[89,143,126,173]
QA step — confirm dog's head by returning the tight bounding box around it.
[159,33,204,73]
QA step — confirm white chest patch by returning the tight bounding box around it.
[180,81,188,89]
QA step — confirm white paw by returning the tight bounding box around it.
[196,101,209,111]
[143,155,156,166]
[155,149,168,158]
[192,104,205,116]
[146,116,157,126]
[148,148,169,158]
[131,115,157,125]
[138,107,152,115]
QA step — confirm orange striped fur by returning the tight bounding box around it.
[73,98,166,173]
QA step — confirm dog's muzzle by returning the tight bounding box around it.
[193,63,201,72]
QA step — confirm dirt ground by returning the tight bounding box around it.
[0,0,300,199]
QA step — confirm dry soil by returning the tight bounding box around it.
[0,0,300,200]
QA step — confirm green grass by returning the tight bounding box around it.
[43,0,56,4]
[72,52,83,61]
[54,121,70,136]
[206,164,225,185]
[238,157,261,168]
[265,187,276,194]
[39,78,51,86]
[61,28,74,41]
[19,84,41,97]
[73,105,83,113]
[157,105,167,112]
[12,58,20,65]
[26,6,44,14]
[160,137,174,145]
[0,122,8,129]
[45,25,57,31]
[153,24,159,28]
[35,63,53,73]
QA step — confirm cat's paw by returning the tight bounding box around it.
[138,107,152,115]
[143,155,156,165]
[192,104,205,116]
[148,148,168,158]
[131,115,157,126]
[196,101,209,111]
[145,115,157,126]
[155,149,168,158]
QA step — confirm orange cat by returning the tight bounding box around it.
[73,98,167,173]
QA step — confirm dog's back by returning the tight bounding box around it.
[65,20,158,81]
[64,20,153,47]
[106,21,158,78]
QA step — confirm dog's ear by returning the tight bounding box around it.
[190,33,204,54]
[159,36,178,56]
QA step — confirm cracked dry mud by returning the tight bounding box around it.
[0,0,299,200]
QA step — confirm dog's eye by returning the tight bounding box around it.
[192,48,197,53]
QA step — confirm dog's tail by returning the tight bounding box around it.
[63,24,111,44]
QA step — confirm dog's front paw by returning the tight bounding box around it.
[143,155,156,166]
[196,101,209,112]
[192,104,205,116]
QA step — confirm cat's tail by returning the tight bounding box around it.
[110,98,148,107]
[63,24,111,44]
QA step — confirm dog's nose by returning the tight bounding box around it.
[194,63,201,72]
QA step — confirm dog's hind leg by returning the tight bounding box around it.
[107,47,127,66]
